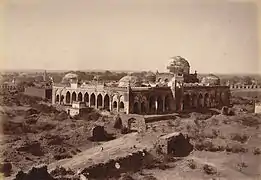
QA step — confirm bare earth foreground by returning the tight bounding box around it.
[0,93,261,180]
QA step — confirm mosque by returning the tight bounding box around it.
[52,56,230,115]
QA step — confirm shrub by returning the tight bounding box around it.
[203,164,217,175]
[187,159,197,169]
[231,133,248,143]
[253,147,261,155]
[241,117,260,127]
[226,143,248,153]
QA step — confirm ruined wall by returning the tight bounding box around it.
[24,87,51,100]
[80,150,147,179]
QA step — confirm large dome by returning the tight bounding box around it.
[118,75,142,87]
[62,73,78,83]
[201,74,220,85]
[167,56,190,75]
[170,56,190,67]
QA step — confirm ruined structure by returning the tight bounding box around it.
[52,56,230,114]
[156,132,193,156]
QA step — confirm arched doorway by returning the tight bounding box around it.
[183,94,191,110]
[56,94,59,103]
[104,94,110,110]
[204,93,210,108]
[78,92,83,102]
[90,93,95,107]
[119,101,124,111]
[133,102,140,114]
[157,97,163,114]
[149,96,156,114]
[221,91,227,105]
[84,92,89,103]
[164,95,171,113]
[97,94,102,108]
[60,95,64,104]
[66,91,70,104]
[141,101,147,114]
[191,93,197,108]
[72,92,76,102]
[209,94,214,107]
[198,94,203,108]
[113,101,117,109]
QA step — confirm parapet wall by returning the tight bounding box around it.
[230,85,261,89]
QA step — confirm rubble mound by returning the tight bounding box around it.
[14,165,54,180]
[32,104,59,114]
[17,140,44,156]
[25,108,40,116]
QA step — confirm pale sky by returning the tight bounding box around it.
[1,0,261,74]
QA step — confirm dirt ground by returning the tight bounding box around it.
[0,92,261,180]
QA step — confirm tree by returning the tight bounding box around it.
[241,76,252,85]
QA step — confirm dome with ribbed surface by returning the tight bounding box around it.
[118,75,142,87]
[62,73,78,83]
[167,56,190,75]
[201,74,220,85]
[170,56,190,67]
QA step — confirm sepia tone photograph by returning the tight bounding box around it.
[1,0,261,179]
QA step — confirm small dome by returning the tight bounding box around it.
[201,74,220,85]
[145,71,156,82]
[170,56,190,68]
[62,73,78,83]
[118,75,142,87]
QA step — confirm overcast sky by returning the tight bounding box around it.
[2,0,261,74]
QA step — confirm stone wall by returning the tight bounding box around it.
[24,87,52,100]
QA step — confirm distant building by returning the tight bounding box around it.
[23,70,53,100]
[52,56,230,114]
[0,79,23,93]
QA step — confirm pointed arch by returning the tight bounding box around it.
[72,92,77,102]
[141,101,146,114]
[104,94,110,110]
[198,93,204,108]
[66,91,71,104]
[97,94,102,108]
[90,93,95,107]
[149,96,156,113]
[183,94,191,109]
[164,95,171,112]
[56,94,59,103]
[204,93,210,107]
[133,102,140,114]
[119,101,124,111]
[157,96,163,114]
[84,92,89,102]
[60,95,64,104]
[78,92,83,102]
[191,93,197,108]
[113,101,117,109]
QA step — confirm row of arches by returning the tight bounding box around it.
[183,91,229,110]
[55,91,126,112]
[131,94,172,114]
